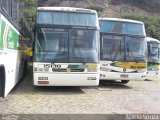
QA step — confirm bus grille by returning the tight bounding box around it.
[52,69,67,72]
[52,68,84,72]
[70,69,84,72]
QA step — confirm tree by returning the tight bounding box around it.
[21,0,38,29]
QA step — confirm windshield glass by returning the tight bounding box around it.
[34,28,68,62]
[148,42,160,63]
[101,35,125,61]
[69,29,98,63]
[34,28,99,63]
[100,35,147,62]
[126,36,147,61]
[37,11,96,27]
[100,20,145,36]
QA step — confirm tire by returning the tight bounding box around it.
[121,80,129,84]
[100,80,107,84]
[0,65,5,98]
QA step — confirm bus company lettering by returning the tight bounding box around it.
[130,66,146,69]
[7,28,14,49]
[44,64,61,68]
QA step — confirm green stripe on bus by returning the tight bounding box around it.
[1,19,19,50]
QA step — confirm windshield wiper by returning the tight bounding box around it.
[51,46,66,64]
[72,37,86,64]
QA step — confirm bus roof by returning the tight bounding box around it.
[99,17,144,24]
[147,37,160,43]
[37,7,97,14]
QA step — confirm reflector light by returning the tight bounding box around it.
[38,81,49,84]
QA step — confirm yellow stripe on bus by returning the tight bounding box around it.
[113,62,147,70]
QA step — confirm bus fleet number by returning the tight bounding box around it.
[44,64,61,68]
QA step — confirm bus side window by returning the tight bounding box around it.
[11,0,19,25]
[2,0,11,17]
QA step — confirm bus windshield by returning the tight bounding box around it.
[126,36,147,61]
[100,20,145,36]
[148,42,160,63]
[34,28,98,63]
[37,11,96,27]
[101,35,125,61]
[100,35,147,62]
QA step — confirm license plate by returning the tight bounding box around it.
[120,74,128,78]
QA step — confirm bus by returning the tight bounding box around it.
[146,37,160,81]
[33,7,100,86]
[99,18,147,84]
[0,0,32,97]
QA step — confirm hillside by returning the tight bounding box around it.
[37,0,160,17]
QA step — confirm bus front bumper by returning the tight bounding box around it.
[33,73,99,86]
[146,71,160,81]
[100,71,146,81]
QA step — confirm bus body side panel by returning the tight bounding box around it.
[0,12,5,97]
[0,14,22,97]
[100,61,147,81]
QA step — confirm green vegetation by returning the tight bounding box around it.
[21,0,38,30]
[20,0,160,41]
[130,0,160,11]
[86,6,104,16]
[121,14,160,40]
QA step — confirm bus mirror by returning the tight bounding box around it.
[149,44,152,52]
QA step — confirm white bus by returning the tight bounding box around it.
[33,7,100,86]
[99,18,147,84]
[146,37,160,81]
[0,0,32,97]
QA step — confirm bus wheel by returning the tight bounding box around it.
[0,65,5,98]
[100,80,107,84]
[121,80,129,84]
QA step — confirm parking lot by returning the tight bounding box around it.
[1,73,160,115]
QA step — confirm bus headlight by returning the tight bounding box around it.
[152,68,159,71]
[44,68,49,72]
[137,69,146,73]
[38,68,43,72]
[100,67,111,72]
[87,69,97,72]
[34,67,44,72]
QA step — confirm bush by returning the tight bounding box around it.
[86,6,104,15]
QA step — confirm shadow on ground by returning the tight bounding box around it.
[10,72,85,95]
[10,71,132,96]
[97,80,132,90]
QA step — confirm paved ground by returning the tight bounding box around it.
[0,73,160,115]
